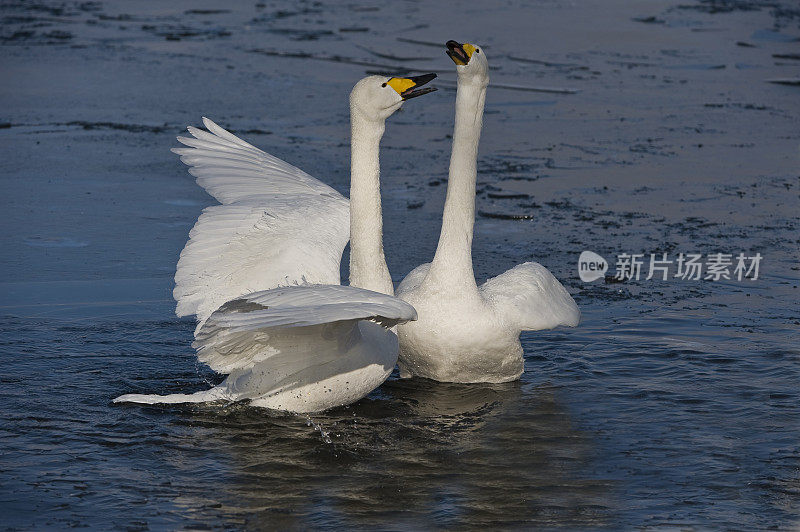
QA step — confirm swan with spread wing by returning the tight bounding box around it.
[114,73,437,412]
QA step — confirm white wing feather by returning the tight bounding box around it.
[193,285,417,374]
[175,117,343,203]
[480,262,580,332]
[171,118,350,325]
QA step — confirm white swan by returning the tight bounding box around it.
[114,74,437,412]
[396,41,580,384]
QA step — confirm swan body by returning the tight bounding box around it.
[396,42,579,384]
[115,74,436,412]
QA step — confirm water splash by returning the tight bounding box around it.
[305,414,333,444]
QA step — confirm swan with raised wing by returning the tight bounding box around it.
[114,73,436,412]
[396,41,579,384]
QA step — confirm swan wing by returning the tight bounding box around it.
[193,285,417,374]
[480,262,580,332]
[173,198,349,325]
[171,118,350,325]
[173,117,344,203]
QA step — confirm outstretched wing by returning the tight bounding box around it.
[480,262,580,333]
[193,285,417,374]
[174,117,343,203]
[171,118,350,326]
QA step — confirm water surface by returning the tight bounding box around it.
[1,0,798,529]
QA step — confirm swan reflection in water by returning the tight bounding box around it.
[160,379,615,529]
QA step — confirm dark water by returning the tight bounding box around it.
[1,0,799,529]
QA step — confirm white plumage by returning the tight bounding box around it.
[171,117,350,328]
[194,285,417,373]
[479,262,581,332]
[115,285,415,412]
[397,42,580,384]
[115,75,437,412]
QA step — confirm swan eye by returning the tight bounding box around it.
[381,82,387,87]
[476,48,481,54]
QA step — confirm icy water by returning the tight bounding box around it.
[1,0,799,529]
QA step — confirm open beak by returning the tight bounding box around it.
[387,73,438,100]
[446,40,471,66]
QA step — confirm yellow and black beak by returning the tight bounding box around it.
[386,73,438,100]
[446,40,476,66]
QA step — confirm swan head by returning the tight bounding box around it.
[350,74,437,121]
[446,40,489,84]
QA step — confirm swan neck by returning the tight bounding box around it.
[424,79,487,292]
[348,111,393,296]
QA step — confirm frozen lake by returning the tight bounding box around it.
[1,0,798,528]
